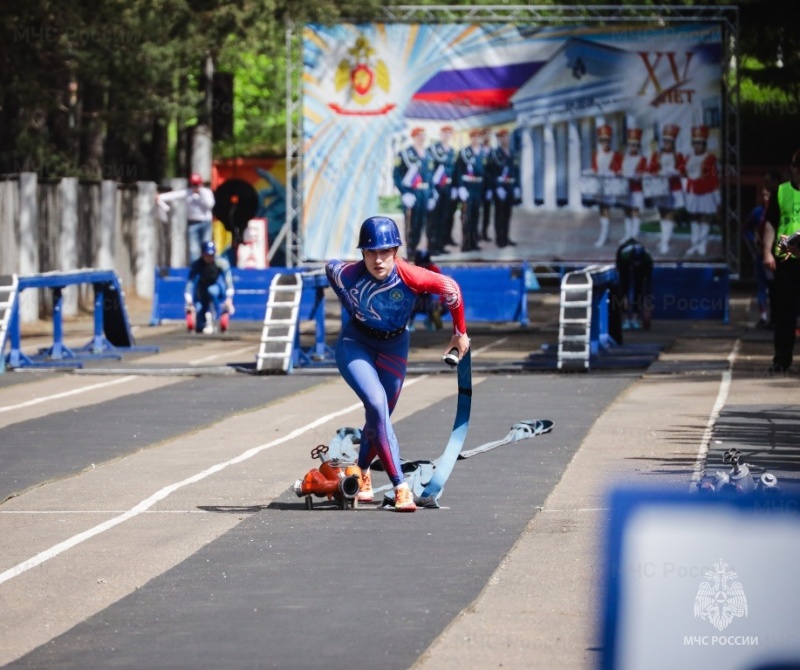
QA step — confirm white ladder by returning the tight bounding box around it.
[256,273,303,374]
[558,268,594,371]
[0,274,19,374]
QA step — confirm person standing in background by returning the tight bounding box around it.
[480,129,495,243]
[743,172,779,328]
[454,129,487,252]
[684,125,720,257]
[156,173,215,264]
[488,128,521,248]
[591,124,623,248]
[428,124,457,254]
[648,124,686,255]
[393,127,435,259]
[619,128,648,242]
[762,151,800,373]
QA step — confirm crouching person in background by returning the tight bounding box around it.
[184,241,235,334]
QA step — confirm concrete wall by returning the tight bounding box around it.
[0,174,187,322]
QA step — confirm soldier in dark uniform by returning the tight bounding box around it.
[427,124,457,254]
[454,128,486,252]
[393,126,435,258]
[488,128,521,248]
[480,129,495,242]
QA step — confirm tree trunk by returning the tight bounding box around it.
[80,80,106,179]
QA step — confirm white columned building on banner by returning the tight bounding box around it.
[511,38,649,212]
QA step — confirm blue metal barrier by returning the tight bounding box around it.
[151,267,311,323]
[410,263,529,326]
[5,269,158,370]
[651,264,729,322]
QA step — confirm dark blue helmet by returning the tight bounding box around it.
[202,241,216,256]
[414,249,431,265]
[357,216,402,250]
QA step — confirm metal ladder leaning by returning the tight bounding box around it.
[256,273,303,374]
[0,274,19,375]
[557,267,593,371]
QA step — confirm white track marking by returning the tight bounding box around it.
[0,377,137,414]
[472,338,507,356]
[688,340,740,490]
[0,510,214,514]
[0,376,424,585]
[190,346,255,365]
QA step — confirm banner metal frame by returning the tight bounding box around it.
[285,5,740,275]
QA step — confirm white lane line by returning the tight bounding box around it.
[0,376,424,585]
[190,346,255,366]
[472,337,508,357]
[688,339,740,490]
[0,377,137,414]
[0,510,215,514]
[541,508,609,513]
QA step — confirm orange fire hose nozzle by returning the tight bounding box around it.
[293,468,360,500]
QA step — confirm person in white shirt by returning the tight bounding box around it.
[156,173,216,263]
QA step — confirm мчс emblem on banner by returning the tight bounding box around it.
[329,35,396,116]
[693,559,748,632]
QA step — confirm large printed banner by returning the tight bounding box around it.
[303,22,723,262]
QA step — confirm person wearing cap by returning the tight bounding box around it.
[325,216,470,511]
[762,149,800,373]
[619,127,648,242]
[684,125,720,257]
[591,124,623,248]
[393,127,435,259]
[184,240,235,335]
[427,124,458,253]
[156,173,216,264]
[648,124,687,254]
[487,128,521,248]
[480,129,495,243]
[454,128,488,252]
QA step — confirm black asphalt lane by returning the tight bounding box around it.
[6,374,633,670]
[0,375,322,501]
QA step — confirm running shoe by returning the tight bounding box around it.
[394,482,416,512]
[357,469,373,502]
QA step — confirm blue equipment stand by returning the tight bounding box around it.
[6,270,158,370]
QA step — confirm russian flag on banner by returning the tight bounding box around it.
[407,62,543,119]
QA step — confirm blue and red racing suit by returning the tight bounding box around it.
[326,257,467,486]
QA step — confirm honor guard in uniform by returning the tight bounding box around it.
[647,124,687,254]
[427,124,457,254]
[480,129,495,242]
[591,124,623,248]
[684,125,720,257]
[454,128,487,252]
[393,127,435,258]
[620,128,648,242]
[488,128,521,248]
